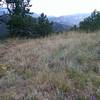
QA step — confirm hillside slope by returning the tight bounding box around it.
[0,32,100,100]
[49,13,90,26]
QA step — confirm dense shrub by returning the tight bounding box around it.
[79,10,100,32]
[7,13,53,38]
[0,0,53,38]
[36,13,53,37]
[8,15,35,37]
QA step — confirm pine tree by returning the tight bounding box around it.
[79,10,100,32]
[5,0,32,16]
[37,13,53,37]
[0,1,53,38]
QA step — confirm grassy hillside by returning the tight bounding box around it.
[0,32,100,100]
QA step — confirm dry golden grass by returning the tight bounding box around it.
[0,31,100,100]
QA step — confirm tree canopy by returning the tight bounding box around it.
[0,0,53,38]
[79,10,100,32]
[0,0,31,16]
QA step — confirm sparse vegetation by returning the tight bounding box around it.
[0,1,99,99]
[0,32,100,100]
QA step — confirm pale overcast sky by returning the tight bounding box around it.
[30,0,100,16]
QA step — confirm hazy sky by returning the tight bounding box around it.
[30,0,100,16]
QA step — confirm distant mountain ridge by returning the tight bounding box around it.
[0,8,90,26]
[31,13,91,32]
[52,22,70,33]
[0,8,91,37]
[49,13,91,26]
[0,7,91,24]
[30,13,90,26]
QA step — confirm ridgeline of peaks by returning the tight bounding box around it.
[31,13,90,26]
[0,8,90,26]
[0,8,90,37]
[49,13,90,26]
